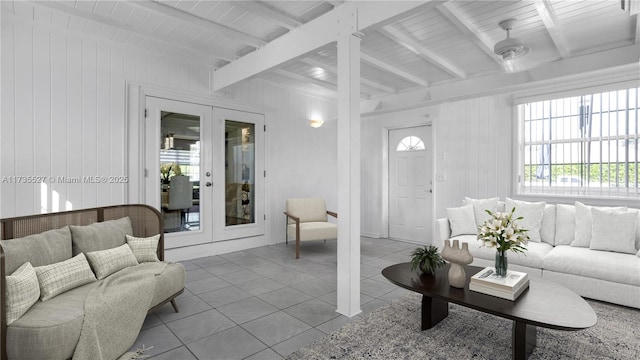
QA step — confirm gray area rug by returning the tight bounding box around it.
[288,293,640,359]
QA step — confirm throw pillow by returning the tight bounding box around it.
[590,208,638,254]
[540,205,556,245]
[571,202,627,248]
[0,226,72,274]
[35,253,96,301]
[85,243,139,280]
[6,262,40,325]
[126,234,160,263]
[554,204,576,246]
[446,204,477,237]
[505,198,546,243]
[463,197,499,226]
[69,217,133,256]
[628,208,640,251]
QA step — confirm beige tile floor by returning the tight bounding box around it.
[130,237,417,359]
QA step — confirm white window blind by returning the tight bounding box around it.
[518,87,639,198]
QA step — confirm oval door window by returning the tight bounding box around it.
[396,136,425,151]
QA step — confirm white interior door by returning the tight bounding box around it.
[145,97,214,248]
[388,126,433,243]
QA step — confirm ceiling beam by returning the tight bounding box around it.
[213,1,431,91]
[235,1,302,30]
[31,0,230,63]
[360,52,429,87]
[379,25,466,79]
[533,0,571,58]
[130,0,266,49]
[436,2,511,73]
[273,68,371,99]
[300,58,396,94]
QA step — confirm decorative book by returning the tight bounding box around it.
[469,267,530,301]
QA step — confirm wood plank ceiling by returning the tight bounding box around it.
[7,1,639,99]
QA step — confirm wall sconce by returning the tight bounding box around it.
[309,119,324,128]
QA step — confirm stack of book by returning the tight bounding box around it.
[469,267,529,301]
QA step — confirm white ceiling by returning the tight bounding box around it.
[8,1,640,101]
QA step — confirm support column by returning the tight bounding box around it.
[336,34,361,317]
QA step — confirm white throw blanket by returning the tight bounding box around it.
[72,262,169,360]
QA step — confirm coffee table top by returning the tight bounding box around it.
[382,263,597,331]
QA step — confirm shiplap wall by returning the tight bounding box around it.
[0,11,337,238]
[361,95,512,240]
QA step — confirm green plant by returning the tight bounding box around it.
[410,245,446,274]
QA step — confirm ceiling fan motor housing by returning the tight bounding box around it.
[494,18,530,60]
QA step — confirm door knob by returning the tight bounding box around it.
[205,182,212,187]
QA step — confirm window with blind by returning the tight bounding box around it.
[518,87,639,198]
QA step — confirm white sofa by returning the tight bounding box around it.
[435,197,640,309]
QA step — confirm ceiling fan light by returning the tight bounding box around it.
[494,37,529,60]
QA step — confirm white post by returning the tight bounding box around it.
[336,33,361,317]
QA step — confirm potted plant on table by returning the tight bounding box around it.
[410,245,446,275]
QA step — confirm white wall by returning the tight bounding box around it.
[361,95,512,240]
[0,11,338,253]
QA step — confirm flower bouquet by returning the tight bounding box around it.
[477,207,529,276]
[160,163,182,184]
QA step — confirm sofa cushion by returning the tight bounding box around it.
[446,204,477,236]
[86,244,139,280]
[449,234,553,269]
[35,253,97,301]
[544,245,640,287]
[505,198,545,243]
[6,262,40,325]
[0,226,72,274]
[540,204,556,245]
[590,208,638,255]
[554,204,576,246]
[571,202,627,248]
[126,234,160,263]
[69,217,133,256]
[6,281,99,360]
[463,197,499,226]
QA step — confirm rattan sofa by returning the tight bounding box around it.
[0,204,185,360]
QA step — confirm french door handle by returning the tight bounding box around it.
[205,182,212,187]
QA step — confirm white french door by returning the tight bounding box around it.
[388,126,433,243]
[145,97,214,248]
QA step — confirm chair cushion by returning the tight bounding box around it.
[69,217,133,256]
[0,226,72,274]
[544,245,640,287]
[288,222,337,241]
[286,198,328,223]
[449,234,553,269]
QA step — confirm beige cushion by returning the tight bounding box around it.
[286,198,328,223]
[126,234,160,263]
[554,204,576,246]
[35,253,96,301]
[6,262,40,325]
[0,226,72,274]
[69,217,133,256]
[287,222,337,241]
[463,197,499,226]
[86,244,139,280]
[572,202,627,247]
[505,198,546,243]
[590,208,638,255]
[447,204,477,236]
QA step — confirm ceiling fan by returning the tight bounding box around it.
[493,18,530,60]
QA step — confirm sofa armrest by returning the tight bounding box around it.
[434,218,451,249]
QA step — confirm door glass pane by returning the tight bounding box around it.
[160,112,200,233]
[225,121,255,226]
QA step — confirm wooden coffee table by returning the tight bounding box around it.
[382,263,597,360]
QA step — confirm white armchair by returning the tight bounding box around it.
[284,198,338,259]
